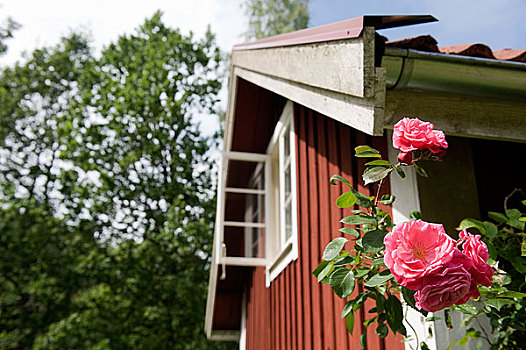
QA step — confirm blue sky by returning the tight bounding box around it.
[309,0,525,50]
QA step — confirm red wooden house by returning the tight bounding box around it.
[205,15,526,350]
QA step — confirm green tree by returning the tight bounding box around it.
[243,0,310,40]
[0,11,234,349]
[0,16,20,55]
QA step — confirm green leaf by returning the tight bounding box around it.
[322,237,348,261]
[361,230,385,252]
[457,218,490,236]
[362,166,393,185]
[353,191,372,208]
[339,227,360,237]
[401,287,420,313]
[360,331,367,349]
[376,294,386,313]
[336,191,357,208]
[365,159,392,166]
[342,300,354,319]
[455,303,477,315]
[346,311,355,334]
[506,209,522,220]
[376,323,388,338]
[312,261,330,279]
[488,211,507,224]
[364,273,393,287]
[379,194,395,205]
[409,211,421,220]
[329,268,356,298]
[356,151,382,158]
[330,174,352,188]
[496,291,526,298]
[334,255,354,266]
[522,238,526,257]
[355,145,381,158]
[341,215,376,226]
[444,309,453,329]
[394,166,406,179]
[316,261,335,282]
[354,269,369,278]
[386,294,404,335]
[485,298,515,311]
[413,163,428,177]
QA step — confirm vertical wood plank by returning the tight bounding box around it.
[307,109,324,350]
[296,106,313,350]
[327,118,351,350]
[290,264,298,350]
[316,116,337,350]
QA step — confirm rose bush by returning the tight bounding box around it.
[314,117,526,349]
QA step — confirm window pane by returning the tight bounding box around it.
[224,192,264,223]
[223,225,265,258]
[226,159,264,189]
[284,164,291,198]
[283,127,290,157]
[285,204,292,241]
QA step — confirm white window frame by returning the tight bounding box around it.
[214,101,299,286]
[265,101,299,285]
[217,150,270,267]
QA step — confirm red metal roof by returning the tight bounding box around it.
[386,35,526,62]
[233,15,437,51]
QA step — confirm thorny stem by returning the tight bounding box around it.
[504,188,525,212]
[374,178,385,207]
[404,306,420,350]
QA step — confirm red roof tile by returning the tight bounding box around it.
[385,35,525,63]
[493,49,526,62]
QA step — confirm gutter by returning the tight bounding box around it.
[381,46,526,101]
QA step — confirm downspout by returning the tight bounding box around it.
[381,46,526,102]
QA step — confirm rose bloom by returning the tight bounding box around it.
[384,220,456,289]
[392,118,448,155]
[414,261,473,312]
[460,229,494,287]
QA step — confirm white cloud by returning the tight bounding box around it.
[1,0,247,65]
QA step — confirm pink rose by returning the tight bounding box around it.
[414,262,472,312]
[384,220,456,289]
[397,151,413,164]
[460,230,494,287]
[392,118,448,155]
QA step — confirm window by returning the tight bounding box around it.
[216,101,298,285]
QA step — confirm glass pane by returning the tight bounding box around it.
[224,192,264,223]
[284,164,291,198]
[223,225,265,258]
[226,159,265,189]
[283,126,290,157]
[285,204,292,241]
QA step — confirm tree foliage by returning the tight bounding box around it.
[0,16,20,55]
[0,11,234,349]
[243,0,310,40]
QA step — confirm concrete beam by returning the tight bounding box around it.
[232,28,376,99]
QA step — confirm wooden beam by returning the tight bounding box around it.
[384,90,526,142]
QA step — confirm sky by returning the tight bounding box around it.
[1,0,524,133]
[3,0,525,66]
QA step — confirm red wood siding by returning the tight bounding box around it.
[245,104,404,350]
